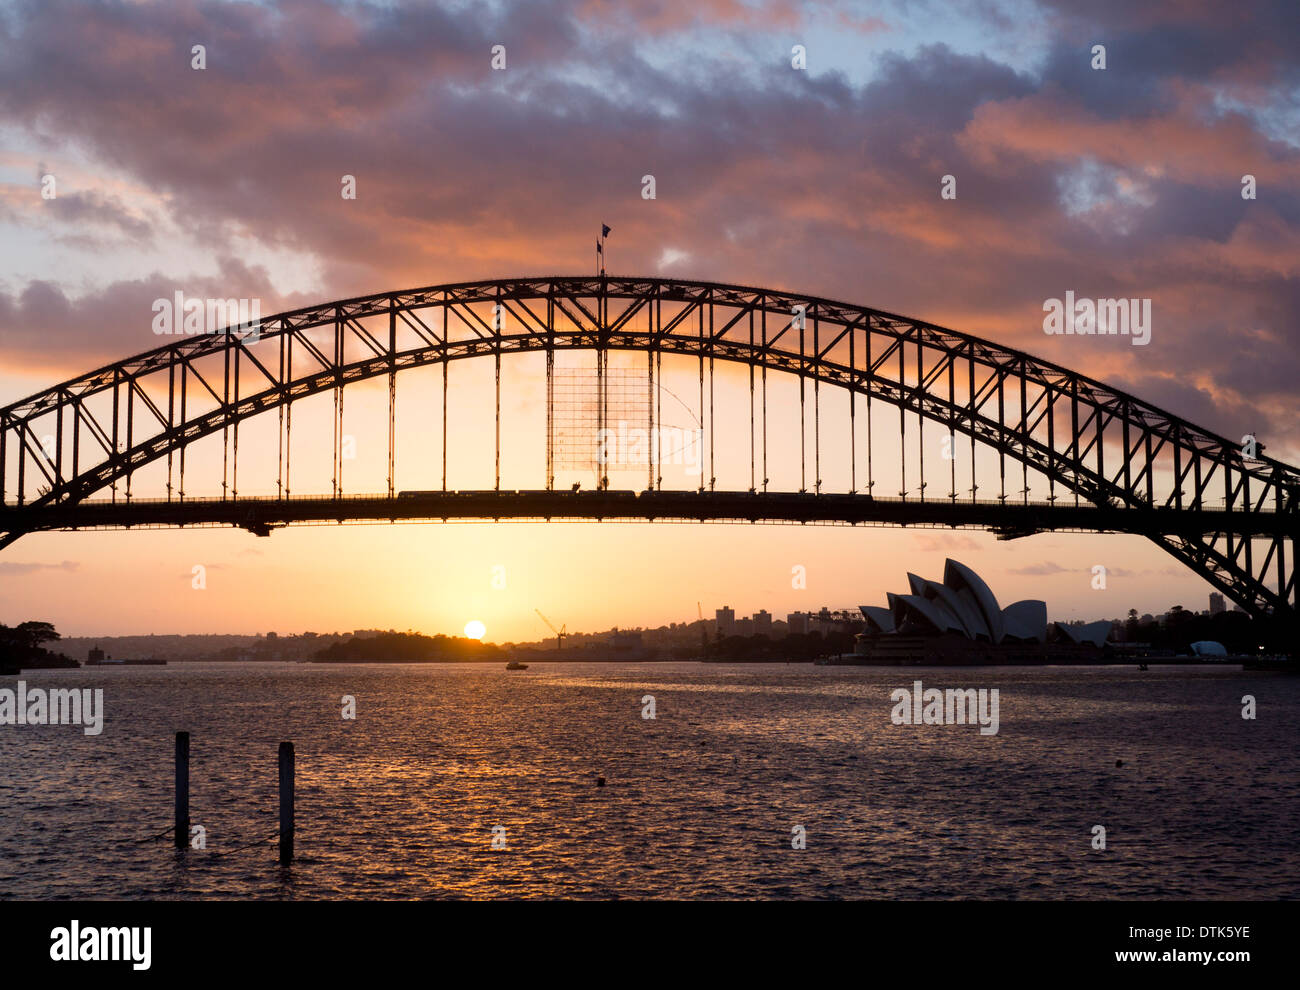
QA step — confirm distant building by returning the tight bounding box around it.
[859,559,1048,643]
[736,617,753,637]
[753,609,772,636]
[787,611,809,635]
[715,606,735,637]
[853,559,1105,664]
[1208,593,1226,615]
[611,629,643,651]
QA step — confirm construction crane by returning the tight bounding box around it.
[535,609,567,651]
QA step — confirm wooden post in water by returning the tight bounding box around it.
[278,741,295,865]
[174,731,190,849]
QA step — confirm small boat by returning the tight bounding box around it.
[505,661,529,670]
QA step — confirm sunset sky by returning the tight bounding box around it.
[2,0,1298,641]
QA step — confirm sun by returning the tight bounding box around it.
[464,620,486,641]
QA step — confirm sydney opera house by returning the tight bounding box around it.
[852,559,1112,665]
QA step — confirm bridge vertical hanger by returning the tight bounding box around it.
[813,306,820,495]
[277,325,285,499]
[790,306,800,491]
[951,348,961,501]
[897,337,905,498]
[597,226,610,491]
[761,301,768,493]
[388,297,396,500]
[1171,422,1183,512]
[647,343,654,493]
[994,362,1009,500]
[126,362,136,502]
[655,290,663,491]
[165,362,174,501]
[1019,362,1029,504]
[1243,465,1254,581]
[997,363,1007,502]
[72,393,82,499]
[656,347,664,490]
[1093,390,1104,499]
[849,316,855,495]
[749,308,756,493]
[1121,400,1132,508]
[54,391,64,500]
[495,286,501,492]
[866,315,873,497]
[284,331,293,500]
[708,290,715,493]
[546,291,555,491]
[1045,372,1055,505]
[697,302,704,494]
[442,299,448,492]
[915,331,923,502]
[970,357,981,502]
[221,345,230,501]
[598,273,608,491]
[331,307,341,499]
[110,367,120,504]
[231,339,240,500]
[179,360,188,501]
[1069,378,1080,508]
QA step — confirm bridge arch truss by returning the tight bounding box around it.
[2,276,1297,621]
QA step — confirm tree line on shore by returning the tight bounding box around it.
[0,621,79,669]
[310,631,505,662]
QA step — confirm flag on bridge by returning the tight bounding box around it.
[598,223,611,276]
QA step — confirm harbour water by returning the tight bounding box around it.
[1,662,1296,899]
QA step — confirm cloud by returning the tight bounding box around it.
[1008,561,1070,576]
[0,560,79,576]
[1008,562,1142,577]
[913,533,981,553]
[656,247,691,269]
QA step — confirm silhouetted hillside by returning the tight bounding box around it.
[311,631,504,663]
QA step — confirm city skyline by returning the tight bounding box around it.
[38,586,1241,650]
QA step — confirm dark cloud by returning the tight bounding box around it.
[0,258,306,368]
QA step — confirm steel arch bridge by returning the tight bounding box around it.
[2,275,1297,624]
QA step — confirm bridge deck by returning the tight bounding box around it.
[1,490,1291,539]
